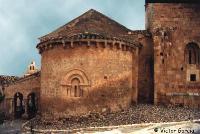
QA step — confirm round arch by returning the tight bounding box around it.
[61,69,90,86]
[184,40,200,48]
[13,92,25,119]
[27,92,37,119]
[184,42,200,64]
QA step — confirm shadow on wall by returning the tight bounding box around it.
[41,76,135,119]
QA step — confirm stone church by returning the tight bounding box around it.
[1,1,200,119]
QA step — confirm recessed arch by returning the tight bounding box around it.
[68,74,85,85]
[27,92,37,119]
[61,69,89,97]
[61,69,90,86]
[184,42,200,65]
[13,92,24,119]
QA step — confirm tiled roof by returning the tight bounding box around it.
[0,75,19,85]
[0,71,40,85]
[39,9,134,42]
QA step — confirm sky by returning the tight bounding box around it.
[0,0,145,76]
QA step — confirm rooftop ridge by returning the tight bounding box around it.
[39,9,131,41]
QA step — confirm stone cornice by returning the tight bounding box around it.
[37,33,141,54]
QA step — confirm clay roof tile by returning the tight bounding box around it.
[39,9,131,41]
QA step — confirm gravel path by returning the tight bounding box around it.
[82,121,200,134]
[0,120,26,134]
[29,104,200,130]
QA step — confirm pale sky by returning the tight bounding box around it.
[0,0,145,76]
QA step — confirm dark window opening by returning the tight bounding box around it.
[181,67,184,71]
[162,59,164,64]
[74,86,77,97]
[190,74,196,82]
[185,43,199,65]
[164,32,167,37]
[70,78,83,97]
[189,50,192,64]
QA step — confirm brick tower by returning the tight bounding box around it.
[146,0,200,107]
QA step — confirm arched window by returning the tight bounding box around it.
[71,78,82,97]
[61,69,90,97]
[185,43,200,65]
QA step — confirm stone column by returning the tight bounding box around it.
[135,47,139,104]
[132,47,139,104]
[23,99,28,118]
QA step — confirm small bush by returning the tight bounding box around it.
[0,112,5,124]
[0,93,5,103]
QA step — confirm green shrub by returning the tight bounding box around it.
[0,92,5,124]
[0,93,5,103]
[0,112,5,124]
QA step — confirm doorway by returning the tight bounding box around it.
[14,92,24,119]
[27,93,37,119]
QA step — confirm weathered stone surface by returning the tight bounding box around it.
[40,43,138,118]
[1,3,200,120]
[146,3,200,108]
[0,73,40,118]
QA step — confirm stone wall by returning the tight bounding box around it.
[40,42,138,119]
[1,73,40,117]
[146,3,200,107]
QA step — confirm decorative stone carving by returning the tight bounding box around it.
[61,69,90,97]
[61,69,90,86]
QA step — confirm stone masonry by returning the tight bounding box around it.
[1,1,200,119]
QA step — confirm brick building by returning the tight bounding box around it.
[1,1,200,119]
